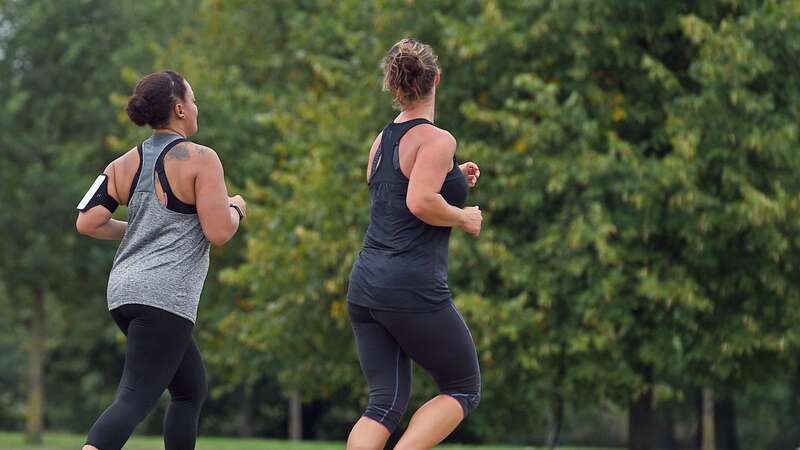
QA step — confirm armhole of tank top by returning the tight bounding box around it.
[154,138,198,214]
[127,144,143,205]
[368,126,391,185]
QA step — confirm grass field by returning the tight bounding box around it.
[0,432,618,450]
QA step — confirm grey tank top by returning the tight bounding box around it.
[107,133,211,323]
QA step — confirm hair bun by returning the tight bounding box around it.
[382,39,440,110]
[397,53,423,76]
[126,94,151,126]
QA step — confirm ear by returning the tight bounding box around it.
[175,102,186,119]
[434,71,441,88]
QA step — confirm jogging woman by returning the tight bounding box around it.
[75,70,246,450]
[346,39,483,450]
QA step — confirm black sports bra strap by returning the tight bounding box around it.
[154,138,197,214]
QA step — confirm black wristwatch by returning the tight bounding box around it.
[229,204,244,221]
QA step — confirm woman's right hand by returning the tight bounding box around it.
[229,195,247,219]
[460,206,482,237]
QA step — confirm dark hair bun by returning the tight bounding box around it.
[126,94,150,126]
[125,70,187,128]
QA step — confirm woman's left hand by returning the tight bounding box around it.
[459,161,480,187]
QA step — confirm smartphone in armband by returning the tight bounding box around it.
[77,174,119,213]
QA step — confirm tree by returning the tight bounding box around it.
[0,0,199,440]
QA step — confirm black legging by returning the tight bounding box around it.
[348,302,481,434]
[86,304,207,450]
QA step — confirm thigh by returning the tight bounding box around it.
[373,304,480,391]
[118,305,194,398]
[167,337,207,401]
[348,303,412,392]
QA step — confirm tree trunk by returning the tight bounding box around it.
[700,387,715,450]
[25,290,45,444]
[548,390,564,449]
[548,348,566,450]
[714,396,737,450]
[237,384,255,437]
[628,365,655,450]
[659,409,678,450]
[288,390,302,441]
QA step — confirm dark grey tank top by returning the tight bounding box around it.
[347,119,469,312]
[107,133,211,323]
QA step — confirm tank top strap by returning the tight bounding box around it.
[128,144,144,202]
[133,133,186,194]
[154,138,197,213]
[369,118,432,184]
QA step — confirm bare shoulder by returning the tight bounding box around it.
[414,124,456,148]
[415,125,457,158]
[103,147,140,202]
[105,146,139,174]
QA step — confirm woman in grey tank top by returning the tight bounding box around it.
[75,70,246,450]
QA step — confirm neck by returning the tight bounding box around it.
[153,125,187,138]
[397,96,435,123]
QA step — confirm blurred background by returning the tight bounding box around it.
[2,0,800,449]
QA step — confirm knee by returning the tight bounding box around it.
[466,390,481,413]
[189,382,208,407]
[195,376,208,404]
[179,387,207,407]
[442,377,481,418]
[116,390,160,418]
[171,378,207,407]
[363,389,410,434]
[445,390,480,418]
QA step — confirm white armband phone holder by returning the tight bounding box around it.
[77,174,119,213]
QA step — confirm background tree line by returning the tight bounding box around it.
[2,1,800,449]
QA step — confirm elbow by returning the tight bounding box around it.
[210,237,231,247]
[75,215,94,236]
[206,232,232,247]
[205,226,236,247]
[406,196,429,220]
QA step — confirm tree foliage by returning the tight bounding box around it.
[2,0,800,447]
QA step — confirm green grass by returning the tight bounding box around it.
[0,432,617,450]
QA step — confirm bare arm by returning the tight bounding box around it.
[76,162,128,240]
[406,133,482,236]
[194,148,241,246]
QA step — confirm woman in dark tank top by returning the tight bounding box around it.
[346,39,483,450]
